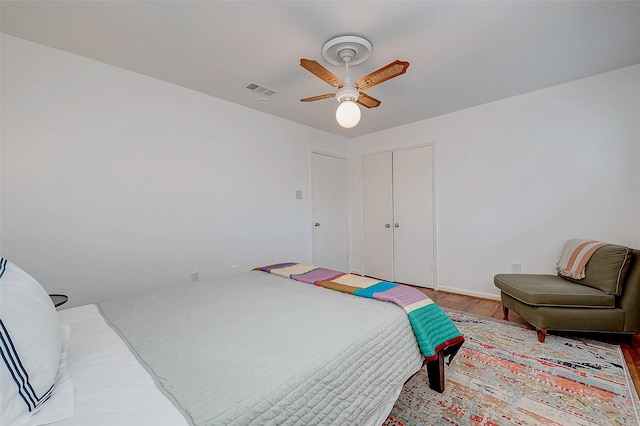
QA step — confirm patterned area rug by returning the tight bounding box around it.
[384,309,640,426]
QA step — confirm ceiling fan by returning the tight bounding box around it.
[300,35,409,128]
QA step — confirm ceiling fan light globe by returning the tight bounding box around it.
[336,100,361,128]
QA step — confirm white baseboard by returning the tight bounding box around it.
[435,285,501,301]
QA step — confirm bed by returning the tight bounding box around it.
[1,259,463,426]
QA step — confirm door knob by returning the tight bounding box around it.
[385,224,391,228]
[315,222,320,227]
[394,223,399,228]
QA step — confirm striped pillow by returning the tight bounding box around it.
[559,244,633,295]
[0,259,62,426]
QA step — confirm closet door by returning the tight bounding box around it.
[362,151,393,281]
[392,146,434,287]
[312,153,349,271]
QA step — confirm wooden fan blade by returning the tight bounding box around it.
[357,92,381,109]
[355,60,410,91]
[301,93,336,102]
[300,59,344,88]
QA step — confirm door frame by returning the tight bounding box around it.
[310,150,350,271]
[360,142,438,289]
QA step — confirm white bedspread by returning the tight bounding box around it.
[97,271,423,425]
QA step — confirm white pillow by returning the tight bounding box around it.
[31,323,74,425]
[0,258,62,426]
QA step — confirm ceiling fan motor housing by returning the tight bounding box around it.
[336,86,359,103]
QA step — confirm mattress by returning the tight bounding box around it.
[56,271,424,425]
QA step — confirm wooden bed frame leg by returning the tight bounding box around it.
[425,341,464,393]
[502,304,509,321]
[426,350,445,393]
[537,328,547,342]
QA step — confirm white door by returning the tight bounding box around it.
[312,153,349,271]
[392,146,435,287]
[362,151,394,281]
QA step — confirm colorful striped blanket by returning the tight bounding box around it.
[556,239,607,279]
[254,263,464,361]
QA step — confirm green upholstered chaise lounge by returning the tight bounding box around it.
[494,243,638,344]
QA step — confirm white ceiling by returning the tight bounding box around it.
[2,1,640,139]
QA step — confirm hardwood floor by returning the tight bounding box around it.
[417,288,640,396]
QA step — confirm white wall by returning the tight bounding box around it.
[350,64,640,299]
[3,34,638,306]
[1,35,348,307]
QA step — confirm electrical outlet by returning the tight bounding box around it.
[511,263,522,274]
[295,190,303,199]
[190,271,199,282]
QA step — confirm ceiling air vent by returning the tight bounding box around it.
[245,82,277,96]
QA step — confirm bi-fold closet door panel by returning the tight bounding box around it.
[392,146,434,287]
[362,151,394,282]
[362,145,434,288]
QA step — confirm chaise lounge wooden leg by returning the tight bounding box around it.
[536,328,547,342]
[502,304,509,321]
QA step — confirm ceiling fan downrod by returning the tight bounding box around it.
[336,48,359,103]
